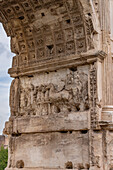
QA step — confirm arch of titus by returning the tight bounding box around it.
[1,0,113,169]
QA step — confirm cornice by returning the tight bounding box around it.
[8,50,107,77]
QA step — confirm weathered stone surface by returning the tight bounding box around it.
[0,0,113,169]
[12,111,90,134]
[8,132,89,169]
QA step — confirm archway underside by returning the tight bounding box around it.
[0,0,94,77]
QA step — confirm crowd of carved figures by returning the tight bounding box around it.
[10,70,89,117]
[18,70,89,116]
[0,0,94,68]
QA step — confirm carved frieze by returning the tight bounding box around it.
[10,67,89,117]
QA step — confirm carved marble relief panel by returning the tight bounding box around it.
[9,66,89,118]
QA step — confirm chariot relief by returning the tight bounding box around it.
[19,69,89,117]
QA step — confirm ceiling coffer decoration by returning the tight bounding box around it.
[0,0,94,70]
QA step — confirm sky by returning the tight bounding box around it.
[0,23,14,134]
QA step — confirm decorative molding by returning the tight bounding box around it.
[8,50,106,77]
